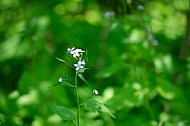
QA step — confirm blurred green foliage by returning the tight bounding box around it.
[0,0,190,125]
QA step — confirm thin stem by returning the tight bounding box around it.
[75,72,80,126]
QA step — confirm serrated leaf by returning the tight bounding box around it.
[55,57,65,63]
[49,103,76,120]
[86,99,115,118]
[78,73,88,84]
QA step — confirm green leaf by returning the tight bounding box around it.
[49,103,76,120]
[156,77,176,100]
[49,81,76,88]
[62,81,76,88]
[78,73,88,84]
[55,57,65,63]
[135,44,153,63]
[49,82,60,88]
[86,99,115,118]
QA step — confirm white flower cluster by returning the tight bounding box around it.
[67,47,85,58]
[67,47,86,71]
[58,47,99,95]
[74,60,85,71]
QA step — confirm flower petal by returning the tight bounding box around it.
[74,64,78,67]
[76,67,79,71]
[79,66,84,69]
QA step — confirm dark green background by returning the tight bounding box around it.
[0,0,190,125]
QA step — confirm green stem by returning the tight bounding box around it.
[75,72,80,126]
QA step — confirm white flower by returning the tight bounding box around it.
[67,47,75,53]
[75,49,85,53]
[78,60,85,65]
[68,48,85,58]
[58,77,63,82]
[93,89,98,95]
[74,60,85,71]
[71,50,80,58]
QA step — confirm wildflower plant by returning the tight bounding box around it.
[49,47,115,126]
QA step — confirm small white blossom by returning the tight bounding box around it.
[74,60,85,71]
[71,50,80,58]
[75,49,85,53]
[68,48,85,58]
[58,77,63,82]
[67,47,75,53]
[78,60,85,65]
[93,89,98,95]
[74,64,84,71]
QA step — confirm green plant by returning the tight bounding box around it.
[49,47,115,126]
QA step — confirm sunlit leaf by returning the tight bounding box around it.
[156,77,176,100]
[49,103,76,120]
[86,99,115,118]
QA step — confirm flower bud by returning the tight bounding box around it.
[93,89,98,95]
